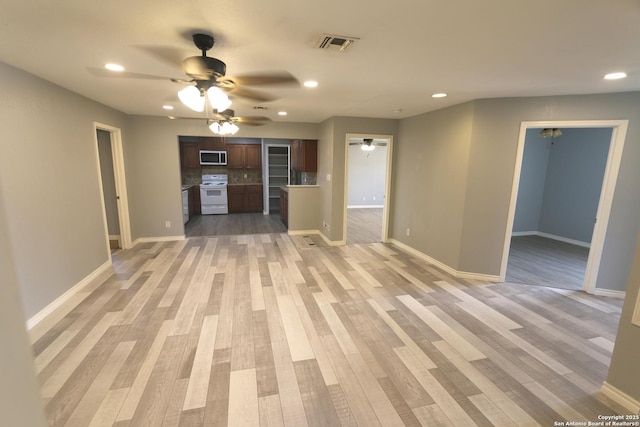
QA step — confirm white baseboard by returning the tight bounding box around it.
[132,235,186,246]
[388,239,501,283]
[26,259,112,330]
[511,231,537,237]
[347,205,384,209]
[511,231,591,248]
[600,381,640,414]
[591,288,626,299]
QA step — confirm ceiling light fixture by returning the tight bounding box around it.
[104,63,124,72]
[278,111,287,116]
[432,93,447,98]
[304,81,318,88]
[604,72,627,80]
[361,138,375,151]
[539,128,562,138]
[162,105,174,110]
[178,84,231,113]
[209,120,239,136]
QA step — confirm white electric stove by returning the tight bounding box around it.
[200,174,228,215]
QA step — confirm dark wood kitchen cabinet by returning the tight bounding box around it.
[227,144,261,169]
[188,185,200,215]
[227,184,263,213]
[279,187,288,227]
[180,142,200,169]
[291,139,317,172]
[199,137,226,150]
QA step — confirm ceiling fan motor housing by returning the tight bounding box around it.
[183,56,227,80]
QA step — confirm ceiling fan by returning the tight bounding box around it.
[89,32,299,109]
[349,138,387,151]
[176,108,271,135]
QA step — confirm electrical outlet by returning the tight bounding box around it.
[165,221,171,228]
[327,174,331,181]
[406,228,410,236]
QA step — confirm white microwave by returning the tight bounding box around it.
[199,150,227,166]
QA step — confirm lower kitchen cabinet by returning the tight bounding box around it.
[228,184,263,213]
[188,185,200,215]
[280,188,288,227]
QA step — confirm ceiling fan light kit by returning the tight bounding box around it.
[209,120,239,136]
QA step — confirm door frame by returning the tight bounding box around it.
[343,133,394,243]
[500,119,628,294]
[93,122,132,252]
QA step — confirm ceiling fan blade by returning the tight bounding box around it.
[86,67,176,80]
[221,71,299,87]
[132,45,189,70]
[234,116,271,126]
[227,86,277,102]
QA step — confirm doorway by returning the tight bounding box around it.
[501,120,628,295]
[506,127,611,290]
[344,134,393,245]
[94,123,132,253]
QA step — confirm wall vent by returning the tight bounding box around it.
[315,33,359,52]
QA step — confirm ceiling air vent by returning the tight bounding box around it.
[315,33,359,52]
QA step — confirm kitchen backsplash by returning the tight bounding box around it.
[181,166,263,185]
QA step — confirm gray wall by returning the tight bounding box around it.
[390,93,640,291]
[392,102,475,269]
[514,127,611,244]
[513,130,551,232]
[0,178,48,426]
[97,129,120,235]
[538,127,610,243]
[606,233,640,404]
[347,144,387,207]
[0,61,127,318]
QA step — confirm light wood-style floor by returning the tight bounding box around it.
[506,235,590,290]
[347,207,383,245]
[31,234,623,426]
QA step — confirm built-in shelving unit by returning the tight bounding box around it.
[266,145,290,213]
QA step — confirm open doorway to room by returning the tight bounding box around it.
[94,123,132,253]
[501,120,627,295]
[344,134,393,245]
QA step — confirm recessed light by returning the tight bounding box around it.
[278,111,288,116]
[604,72,627,80]
[432,93,447,98]
[167,116,176,120]
[303,80,318,88]
[162,105,174,110]
[105,63,124,72]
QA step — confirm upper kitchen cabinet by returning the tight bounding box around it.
[227,144,262,169]
[199,137,226,151]
[291,139,317,172]
[180,141,200,169]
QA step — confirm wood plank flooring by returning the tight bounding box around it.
[31,234,624,426]
[506,235,589,290]
[185,213,286,237]
[347,208,383,245]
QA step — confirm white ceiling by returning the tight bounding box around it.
[1,0,639,124]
